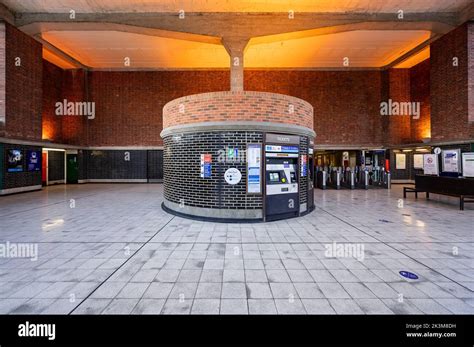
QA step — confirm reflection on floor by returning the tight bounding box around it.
[0,184,473,314]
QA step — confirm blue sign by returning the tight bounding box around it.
[204,163,211,178]
[265,145,299,153]
[281,146,299,153]
[27,150,41,172]
[399,271,419,280]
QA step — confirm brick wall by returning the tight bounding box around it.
[86,71,229,147]
[42,60,63,142]
[245,70,385,147]
[163,91,313,129]
[430,22,473,143]
[163,131,263,210]
[0,23,5,133]
[410,59,431,141]
[4,23,42,141]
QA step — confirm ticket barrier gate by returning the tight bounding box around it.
[327,168,341,190]
[370,167,391,189]
[341,168,355,189]
[355,168,369,190]
[316,170,327,190]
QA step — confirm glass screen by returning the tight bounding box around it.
[269,172,280,182]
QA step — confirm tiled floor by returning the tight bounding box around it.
[0,183,473,314]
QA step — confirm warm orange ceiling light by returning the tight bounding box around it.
[43,47,77,69]
[393,46,430,68]
[42,31,229,69]
[245,30,431,68]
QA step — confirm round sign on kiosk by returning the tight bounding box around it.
[224,168,242,185]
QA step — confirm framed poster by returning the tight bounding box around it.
[462,152,474,178]
[247,144,262,194]
[423,154,439,175]
[395,153,406,170]
[200,154,211,178]
[413,154,424,169]
[300,154,307,177]
[27,150,41,172]
[441,149,461,173]
[6,149,23,173]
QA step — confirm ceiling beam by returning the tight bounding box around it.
[14,12,458,39]
[35,34,88,69]
[0,3,15,24]
[383,35,438,69]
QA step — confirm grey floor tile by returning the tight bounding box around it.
[318,283,350,299]
[294,283,324,298]
[132,299,165,314]
[274,298,306,314]
[248,299,277,314]
[246,283,273,299]
[222,283,247,299]
[71,298,112,314]
[191,299,220,314]
[329,299,364,314]
[142,282,174,299]
[220,299,248,314]
[195,282,222,299]
[302,299,336,314]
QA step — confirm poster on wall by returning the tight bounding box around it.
[27,150,41,172]
[413,154,424,169]
[395,153,406,170]
[200,154,212,178]
[441,149,461,173]
[462,152,474,178]
[300,154,307,177]
[6,149,23,173]
[423,154,439,175]
[247,144,261,194]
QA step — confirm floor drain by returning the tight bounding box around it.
[399,271,419,280]
[379,219,393,223]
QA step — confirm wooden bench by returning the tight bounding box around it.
[403,175,474,211]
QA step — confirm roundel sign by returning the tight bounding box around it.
[224,168,242,185]
[434,147,441,155]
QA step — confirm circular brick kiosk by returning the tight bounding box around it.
[161,91,315,222]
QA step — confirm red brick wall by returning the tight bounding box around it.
[385,68,412,145]
[0,23,5,135]
[42,60,63,142]
[430,23,473,143]
[4,23,42,141]
[163,91,313,129]
[86,71,229,146]
[410,59,431,141]
[245,70,384,146]
[61,69,87,145]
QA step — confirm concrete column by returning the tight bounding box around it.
[222,37,249,92]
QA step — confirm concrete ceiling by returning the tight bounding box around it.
[245,30,431,68]
[42,30,229,69]
[2,0,472,70]
[3,0,472,13]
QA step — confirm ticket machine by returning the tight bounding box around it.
[264,136,300,221]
